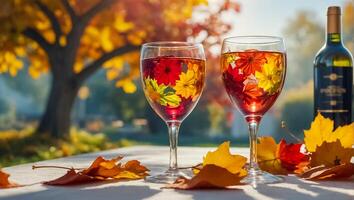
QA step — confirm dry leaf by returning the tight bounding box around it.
[310,140,354,167]
[278,139,309,171]
[299,114,354,180]
[164,164,245,189]
[0,169,19,189]
[44,156,149,185]
[300,163,354,180]
[304,113,354,152]
[165,141,247,190]
[202,141,247,176]
[257,137,288,175]
[44,169,96,185]
[257,137,308,175]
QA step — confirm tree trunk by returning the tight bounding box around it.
[36,76,79,138]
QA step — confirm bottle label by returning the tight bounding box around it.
[315,67,352,113]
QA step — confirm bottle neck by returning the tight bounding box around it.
[326,12,342,45]
[326,33,342,45]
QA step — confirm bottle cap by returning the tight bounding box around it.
[327,6,341,15]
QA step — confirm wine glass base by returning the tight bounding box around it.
[241,168,284,187]
[145,169,189,184]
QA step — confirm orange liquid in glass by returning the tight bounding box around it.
[221,51,286,122]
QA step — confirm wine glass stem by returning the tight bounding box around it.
[167,121,180,170]
[248,121,260,171]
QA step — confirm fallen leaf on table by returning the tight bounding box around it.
[300,163,354,180]
[304,113,353,153]
[40,156,149,185]
[165,141,247,190]
[309,140,353,167]
[202,141,247,176]
[257,137,308,175]
[164,165,245,189]
[0,169,20,189]
[299,113,354,180]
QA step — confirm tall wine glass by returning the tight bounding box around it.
[221,36,286,186]
[140,41,205,183]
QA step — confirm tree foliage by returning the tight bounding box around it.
[0,0,240,137]
[0,0,239,93]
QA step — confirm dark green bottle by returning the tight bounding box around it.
[314,6,353,128]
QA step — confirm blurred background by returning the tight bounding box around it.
[0,0,353,167]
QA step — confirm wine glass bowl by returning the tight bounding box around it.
[221,50,286,122]
[142,57,205,121]
[140,41,205,183]
[221,36,286,186]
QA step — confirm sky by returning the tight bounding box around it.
[226,0,350,37]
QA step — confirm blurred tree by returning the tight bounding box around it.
[284,2,354,88]
[343,1,354,53]
[0,0,240,137]
[0,98,9,115]
[283,11,324,88]
[280,1,354,137]
[1,67,49,110]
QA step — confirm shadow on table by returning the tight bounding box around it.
[255,176,353,200]
[173,176,353,200]
[2,184,160,200]
[174,188,250,200]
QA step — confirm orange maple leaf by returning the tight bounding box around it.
[165,141,247,189]
[0,169,20,189]
[164,165,245,189]
[40,156,149,185]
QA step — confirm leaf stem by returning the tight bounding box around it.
[178,163,202,170]
[281,121,303,143]
[32,165,83,170]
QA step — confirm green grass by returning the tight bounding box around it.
[0,127,140,167]
[0,126,249,167]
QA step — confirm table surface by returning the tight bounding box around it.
[1,146,353,200]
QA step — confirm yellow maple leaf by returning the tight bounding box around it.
[203,141,247,176]
[304,113,354,152]
[257,137,288,175]
[331,124,354,148]
[310,140,354,167]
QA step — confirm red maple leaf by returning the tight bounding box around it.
[278,139,309,171]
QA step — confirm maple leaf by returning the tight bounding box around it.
[0,169,19,189]
[257,137,308,175]
[165,141,247,189]
[300,164,354,180]
[164,165,245,190]
[304,113,354,152]
[203,141,247,176]
[298,140,354,180]
[310,140,354,168]
[43,156,149,185]
[257,137,289,175]
[299,114,354,180]
[278,139,309,171]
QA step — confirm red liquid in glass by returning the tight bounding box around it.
[142,56,205,121]
[221,51,286,122]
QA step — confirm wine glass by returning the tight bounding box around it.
[221,36,286,186]
[140,41,205,183]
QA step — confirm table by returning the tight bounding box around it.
[1,146,353,200]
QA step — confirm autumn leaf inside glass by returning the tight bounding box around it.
[142,56,205,121]
[221,50,286,120]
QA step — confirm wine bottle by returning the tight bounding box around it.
[314,6,353,128]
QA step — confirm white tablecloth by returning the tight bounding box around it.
[1,146,353,200]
